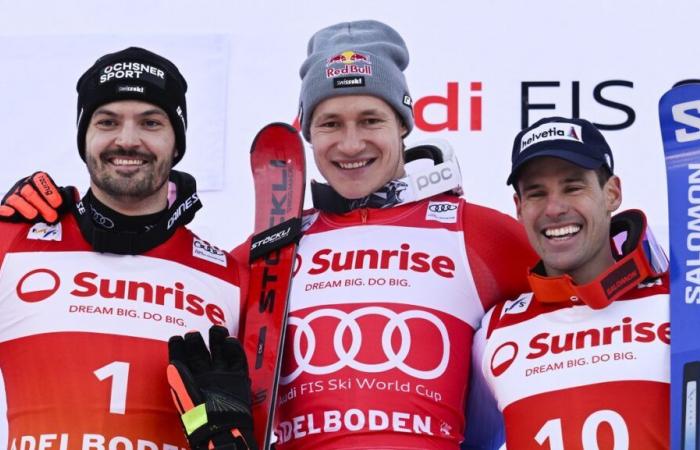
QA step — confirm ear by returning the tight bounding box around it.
[513,192,523,221]
[604,175,622,213]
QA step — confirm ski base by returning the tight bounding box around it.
[659,83,700,450]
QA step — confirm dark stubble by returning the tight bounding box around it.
[86,148,173,201]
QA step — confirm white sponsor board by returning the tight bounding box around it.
[1,0,694,252]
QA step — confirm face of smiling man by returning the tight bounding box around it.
[84,100,176,214]
[309,95,407,200]
[514,156,622,284]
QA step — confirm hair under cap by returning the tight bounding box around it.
[298,20,414,141]
[76,47,188,165]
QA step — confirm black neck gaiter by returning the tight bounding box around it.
[72,170,202,255]
[311,179,409,214]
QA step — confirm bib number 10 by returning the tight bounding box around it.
[535,410,629,450]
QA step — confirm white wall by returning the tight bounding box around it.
[1,0,697,251]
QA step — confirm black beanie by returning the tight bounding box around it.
[76,47,188,165]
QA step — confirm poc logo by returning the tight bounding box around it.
[416,167,453,191]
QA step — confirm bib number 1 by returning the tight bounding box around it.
[94,361,130,415]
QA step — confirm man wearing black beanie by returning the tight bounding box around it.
[0,47,255,450]
[0,23,539,450]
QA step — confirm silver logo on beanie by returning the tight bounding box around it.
[117,85,145,94]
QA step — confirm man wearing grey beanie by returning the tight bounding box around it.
[0,21,536,450]
[255,20,536,449]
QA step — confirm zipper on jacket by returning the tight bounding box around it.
[360,208,368,224]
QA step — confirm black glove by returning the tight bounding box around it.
[167,326,258,450]
[0,171,77,224]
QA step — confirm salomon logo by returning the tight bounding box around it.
[672,100,700,143]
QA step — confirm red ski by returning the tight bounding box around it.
[242,123,305,449]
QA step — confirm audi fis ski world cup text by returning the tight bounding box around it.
[276,307,448,444]
[412,79,700,134]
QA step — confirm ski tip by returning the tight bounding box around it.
[659,82,700,108]
[250,122,302,154]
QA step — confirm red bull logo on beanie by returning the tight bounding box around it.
[520,123,583,152]
[326,50,373,66]
[326,50,373,79]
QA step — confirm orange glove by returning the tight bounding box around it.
[0,172,76,224]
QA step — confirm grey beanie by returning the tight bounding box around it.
[298,20,414,141]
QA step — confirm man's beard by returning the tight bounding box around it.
[87,149,173,201]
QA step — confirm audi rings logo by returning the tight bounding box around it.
[280,306,450,385]
[194,239,224,255]
[90,207,115,229]
[490,341,519,377]
[16,268,61,303]
[428,203,457,213]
